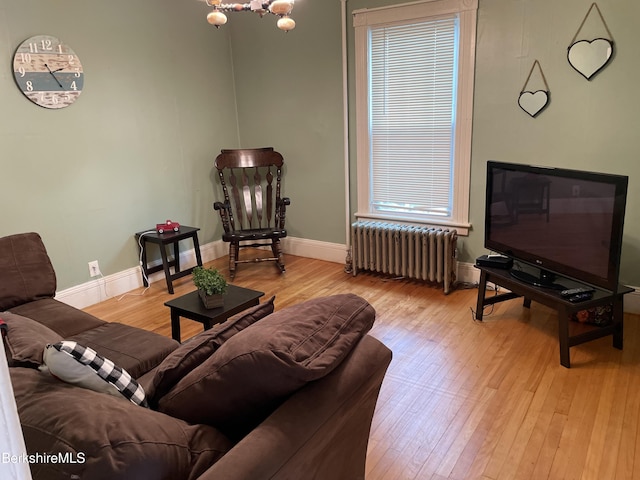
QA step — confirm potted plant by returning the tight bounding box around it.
[192,266,228,309]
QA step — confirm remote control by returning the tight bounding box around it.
[560,287,595,297]
[568,291,594,303]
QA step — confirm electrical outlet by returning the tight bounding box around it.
[88,260,101,277]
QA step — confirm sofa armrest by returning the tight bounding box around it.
[0,233,57,311]
[195,334,392,480]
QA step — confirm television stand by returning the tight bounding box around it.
[474,265,633,368]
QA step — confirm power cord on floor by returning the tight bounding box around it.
[469,282,500,322]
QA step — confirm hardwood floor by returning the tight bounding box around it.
[84,253,640,480]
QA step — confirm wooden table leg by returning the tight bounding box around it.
[193,233,203,267]
[171,310,181,342]
[613,295,624,350]
[159,244,174,294]
[558,308,571,368]
[173,240,181,274]
[475,270,488,321]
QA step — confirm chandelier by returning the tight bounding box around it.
[205,1,296,32]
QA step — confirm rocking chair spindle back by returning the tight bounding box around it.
[213,147,291,279]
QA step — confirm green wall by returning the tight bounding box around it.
[232,0,640,288]
[468,0,640,285]
[343,0,640,286]
[227,1,347,244]
[470,0,639,286]
[2,0,639,291]
[0,0,239,289]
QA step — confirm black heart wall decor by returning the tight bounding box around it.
[567,3,614,80]
[518,60,550,118]
[567,38,613,80]
[518,90,549,118]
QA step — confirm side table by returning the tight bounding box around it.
[164,285,264,342]
[135,226,203,294]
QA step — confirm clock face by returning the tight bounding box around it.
[13,35,84,109]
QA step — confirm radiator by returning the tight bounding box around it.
[351,221,457,294]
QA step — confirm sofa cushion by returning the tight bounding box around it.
[11,367,232,480]
[149,296,275,402]
[68,322,179,379]
[136,366,159,394]
[43,341,148,407]
[1,311,63,367]
[157,293,376,440]
[9,298,106,338]
[0,232,57,311]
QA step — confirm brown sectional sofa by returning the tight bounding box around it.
[1,232,392,480]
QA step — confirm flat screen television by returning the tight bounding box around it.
[484,161,628,292]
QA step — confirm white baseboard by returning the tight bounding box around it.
[55,243,640,315]
[55,237,345,309]
[456,261,480,285]
[55,240,227,309]
[281,236,348,264]
[626,293,640,314]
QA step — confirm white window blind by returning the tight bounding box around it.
[369,17,458,218]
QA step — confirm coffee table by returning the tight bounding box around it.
[164,284,264,342]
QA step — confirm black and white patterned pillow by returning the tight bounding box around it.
[43,341,148,407]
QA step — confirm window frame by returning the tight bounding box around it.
[353,0,478,236]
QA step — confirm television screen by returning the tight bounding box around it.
[485,161,628,291]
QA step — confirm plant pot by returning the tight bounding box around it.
[198,290,225,309]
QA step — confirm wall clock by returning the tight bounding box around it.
[12,35,84,109]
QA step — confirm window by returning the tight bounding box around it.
[354,0,477,235]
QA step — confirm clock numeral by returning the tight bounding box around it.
[40,39,54,51]
[74,68,81,78]
[37,93,60,105]
[19,52,32,64]
[17,67,26,77]
[26,81,34,92]
[28,42,38,53]
[68,55,75,65]
[70,81,78,91]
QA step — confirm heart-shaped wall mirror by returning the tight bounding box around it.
[567,3,614,80]
[568,38,613,80]
[518,60,550,118]
[518,91,549,118]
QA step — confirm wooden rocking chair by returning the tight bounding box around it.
[213,147,291,279]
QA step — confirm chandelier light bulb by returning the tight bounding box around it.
[270,0,294,16]
[277,16,296,32]
[207,10,228,27]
